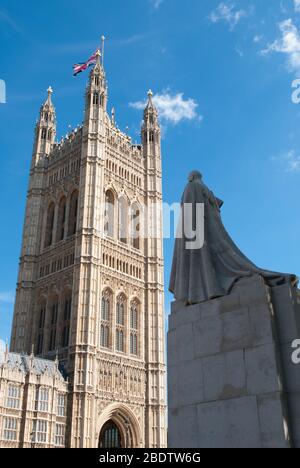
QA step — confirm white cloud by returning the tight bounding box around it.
[254,35,263,43]
[295,0,300,12]
[273,150,300,172]
[261,19,300,74]
[235,47,244,57]
[150,0,163,9]
[130,91,201,125]
[0,291,15,304]
[209,2,249,30]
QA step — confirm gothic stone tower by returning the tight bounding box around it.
[10,50,166,448]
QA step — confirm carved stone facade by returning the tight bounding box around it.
[7,51,166,448]
[0,350,68,448]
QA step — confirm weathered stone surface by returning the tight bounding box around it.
[257,393,290,448]
[202,350,246,401]
[168,275,300,448]
[195,396,261,448]
[245,344,282,395]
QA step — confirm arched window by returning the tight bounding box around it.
[100,290,112,349]
[49,298,59,351]
[41,128,47,140]
[44,202,55,248]
[36,303,46,355]
[93,92,99,105]
[131,203,141,250]
[61,295,71,348]
[100,325,109,348]
[116,295,125,326]
[104,191,114,238]
[116,330,124,353]
[99,421,122,448]
[116,294,126,353]
[130,305,138,330]
[68,191,78,237]
[56,196,66,242]
[118,197,128,244]
[130,302,139,356]
[101,296,110,321]
[130,334,138,356]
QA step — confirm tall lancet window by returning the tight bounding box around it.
[131,203,141,250]
[68,190,78,237]
[104,191,114,238]
[149,131,154,143]
[56,196,66,242]
[93,92,99,105]
[130,301,139,356]
[44,202,55,248]
[118,197,128,244]
[61,294,71,348]
[36,303,46,355]
[100,290,111,349]
[49,298,59,351]
[116,294,126,353]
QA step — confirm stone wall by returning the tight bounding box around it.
[168,274,300,448]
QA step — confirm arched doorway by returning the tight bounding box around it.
[99,420,123,448]
[96,403,143,448]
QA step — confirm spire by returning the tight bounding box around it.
[143,89,159,123]
[55,350,59,369]
[101,35,106,67]
[46,86,53,105]
[146,89,154,108]
[84,45,107,128]
[95,48,101,67]
[32,87,56,164]
[4,339,9,363]
[142,89,160,156]
[144,89,158,119]
[111,107,116,126]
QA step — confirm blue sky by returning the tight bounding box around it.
[1,0,300,347]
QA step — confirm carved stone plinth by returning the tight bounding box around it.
[168,275,300,448]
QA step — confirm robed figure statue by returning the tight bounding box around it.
[169,171,298,305]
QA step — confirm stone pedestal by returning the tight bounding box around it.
[168,275,300,448]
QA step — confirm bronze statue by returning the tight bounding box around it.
[169,171,298,305]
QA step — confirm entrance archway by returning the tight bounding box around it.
[96,403,143,448]
[99,420,123,448]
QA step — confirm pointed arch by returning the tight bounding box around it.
[44,202,55,248]
[61,290,72,348]
[48,294,59,351]
[97,403,142,448]
[100,288,113,349]
[118,196,128,244]
[56,195,67,242]
[36,299,47,355]
[130,298,140,356]
[130,202,141,250]
[68,190,78,237]
[104,190,115,238]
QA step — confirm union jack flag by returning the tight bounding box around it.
[73,51,98,76]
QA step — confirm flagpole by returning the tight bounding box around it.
[101,35,105,67]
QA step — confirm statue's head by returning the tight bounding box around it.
[188,170,202,182]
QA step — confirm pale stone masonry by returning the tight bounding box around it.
[168,275,300,448]
[5,51,166,448]
[0,350,68,448]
